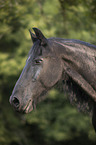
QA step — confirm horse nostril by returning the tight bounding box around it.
[12,97,20,109]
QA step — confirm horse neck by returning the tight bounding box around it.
[54,40,96,90]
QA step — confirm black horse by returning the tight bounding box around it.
[10,28,96,132]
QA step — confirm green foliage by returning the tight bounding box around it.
[0,0,96,145]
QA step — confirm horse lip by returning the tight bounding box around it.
[23,99,33,113]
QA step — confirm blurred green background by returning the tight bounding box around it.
[0,0,96,145]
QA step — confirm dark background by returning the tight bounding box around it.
[0,0,96,145]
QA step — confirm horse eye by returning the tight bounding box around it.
[35,59,43,64]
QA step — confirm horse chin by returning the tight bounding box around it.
[23,99,33,113]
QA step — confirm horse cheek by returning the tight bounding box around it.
[41,59,63,88]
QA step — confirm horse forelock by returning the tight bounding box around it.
[28,40,41,58]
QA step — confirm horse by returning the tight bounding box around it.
[9,28,96,132]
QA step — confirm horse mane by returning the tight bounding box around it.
[50,38,96,114]
[49,37,96,50]
[60,72,93,114]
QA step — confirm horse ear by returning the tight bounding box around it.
[29,29,38,43]
[33,28,47,46]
